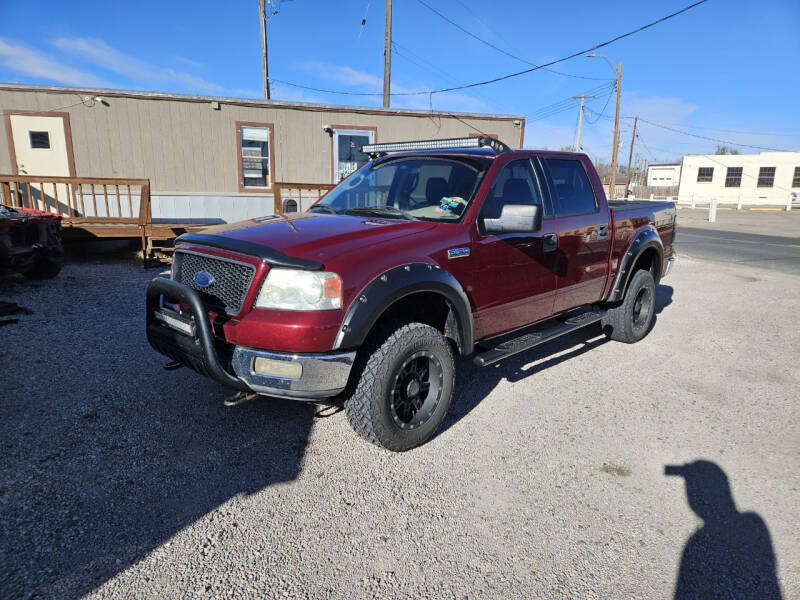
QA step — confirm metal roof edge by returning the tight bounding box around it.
[0,82,526,122]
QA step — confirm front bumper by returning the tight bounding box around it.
[146,277,354,400]
[231,347,355,399]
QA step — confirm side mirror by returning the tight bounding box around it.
[483,204,542,234]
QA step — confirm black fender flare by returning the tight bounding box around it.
[333,263,474,354]
[607,225,664,303]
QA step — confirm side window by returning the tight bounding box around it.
[545,158,598,216]
[481,159,542,219]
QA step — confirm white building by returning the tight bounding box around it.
[646,162,681,187]
[678,151,800,206]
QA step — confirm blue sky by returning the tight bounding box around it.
[1,0,798,163]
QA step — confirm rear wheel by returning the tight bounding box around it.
[344,321,455,451]
[602,269,655,343]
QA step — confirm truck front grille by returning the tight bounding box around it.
[173,250,256,314]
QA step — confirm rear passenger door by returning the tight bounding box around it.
[540,157,612,313]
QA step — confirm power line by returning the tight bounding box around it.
[635,131,658,161]
[583,86,616,124]
[631,119,799,137]
[586,112,798,153]
[415,0,612,81]
[272,0,709,97]
[636,117,796,152]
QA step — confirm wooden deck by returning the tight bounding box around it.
[1,175,334,264]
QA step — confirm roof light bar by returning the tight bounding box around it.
[360,136,508,157]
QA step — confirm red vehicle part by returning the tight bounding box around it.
[0,204,64,279]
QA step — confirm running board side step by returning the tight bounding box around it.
[473,310,607,367]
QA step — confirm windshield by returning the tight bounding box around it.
[312,156,488,221]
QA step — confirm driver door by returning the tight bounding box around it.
[471,158,558,338]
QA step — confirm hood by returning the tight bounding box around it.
[199,212,437,264]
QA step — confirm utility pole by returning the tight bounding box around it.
[608,62,622,201]
[259,0,271,100]
[624,116,638,197]
[572,94,595,151]
[382,0,392,107]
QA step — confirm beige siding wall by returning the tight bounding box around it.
[1,88,523,194]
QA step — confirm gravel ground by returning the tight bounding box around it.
[1,253,798,599]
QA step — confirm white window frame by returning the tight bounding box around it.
[237,122,273,191]
[332,128,375,184]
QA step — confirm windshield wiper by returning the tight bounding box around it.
[344,207,416,220]
[309,204,335,214]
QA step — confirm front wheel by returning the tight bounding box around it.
[344,322,455,451]
[601,269,656,343]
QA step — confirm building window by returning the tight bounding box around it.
[29,131,50,149]
[332,128,375,183]
[725,167,743,187]
[238,124,272,189]
[697,167,713,183]
[792,167,800,188]
[757,167,776,188]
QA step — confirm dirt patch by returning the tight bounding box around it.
[601,462,632,477]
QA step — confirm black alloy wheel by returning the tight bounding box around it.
[389,350,443,430]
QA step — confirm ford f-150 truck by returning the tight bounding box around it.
[146,137,676,451]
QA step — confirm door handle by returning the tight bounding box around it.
[596,225,609,240]
[542,233,558,252]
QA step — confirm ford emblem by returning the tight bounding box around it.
[193,270,215,288]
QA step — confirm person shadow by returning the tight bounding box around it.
[666,460,782,599]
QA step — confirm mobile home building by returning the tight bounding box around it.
[1,83,525,223]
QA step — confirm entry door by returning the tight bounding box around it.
[471,158,558,338]
[332,128,375,183]
[9,113,73,213]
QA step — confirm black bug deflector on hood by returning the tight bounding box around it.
[175,232,324,270]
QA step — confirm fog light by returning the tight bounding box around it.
[253,357,302,379]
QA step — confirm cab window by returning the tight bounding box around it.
[481,159,543,219]
[545,158,598,216]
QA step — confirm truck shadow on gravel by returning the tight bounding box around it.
[441,284,673,434]
[1,271,316,598]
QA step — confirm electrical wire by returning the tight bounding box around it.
[635,131,658,161]
[357,0,371,42]
[271,0,709,97]
[636,117,796,152]
[583,85,615,124]
[416,0,612,81]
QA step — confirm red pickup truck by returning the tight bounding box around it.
[147,137,676,451]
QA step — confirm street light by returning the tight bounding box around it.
[588,53,623,201]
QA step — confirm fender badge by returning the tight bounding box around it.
[447,247,470,259]
[193,270,215,288]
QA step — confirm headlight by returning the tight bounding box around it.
[255,268,342,311]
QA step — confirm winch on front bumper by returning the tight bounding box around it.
[145,277,355,400]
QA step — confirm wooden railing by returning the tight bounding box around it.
[1,174,151,225]
[1,175,339,264]
[273,182,334,214]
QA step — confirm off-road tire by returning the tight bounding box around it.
[602,269,656,343]
[23,260,62,280]
[344,321,455,451]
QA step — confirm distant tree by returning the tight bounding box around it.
[559,145,575,152]
[715,145,741,155]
